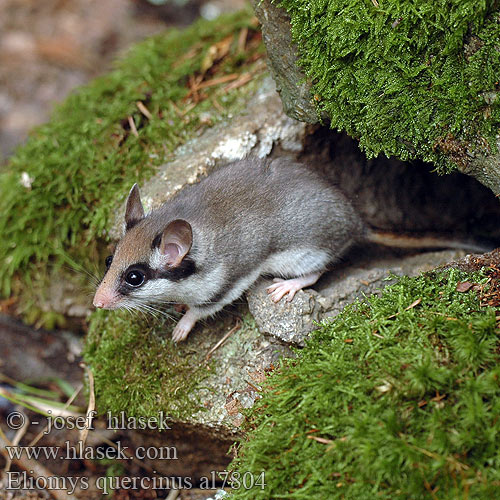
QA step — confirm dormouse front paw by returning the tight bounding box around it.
[171,309,197,342]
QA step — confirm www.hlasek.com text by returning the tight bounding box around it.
[5,440,177,461]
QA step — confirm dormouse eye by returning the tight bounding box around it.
[125,270,145,287]
[105,255,113,269]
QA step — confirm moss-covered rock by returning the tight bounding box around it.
[255,0,500,193]
[84,307,291,434]
[81,75,310,434]
[229,268,500,499]
[84,309,212,420]
[0,8,264,326]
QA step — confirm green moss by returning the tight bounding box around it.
[84,309,212,418]
[0,9,264,320]
[229,269,500,499]
[278,0,500,171]
[83,309,263,421]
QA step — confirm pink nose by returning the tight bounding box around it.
[93,298,105,308]
[93,288,117,309]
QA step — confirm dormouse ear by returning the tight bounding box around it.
[160,219,192,267]
[125,183,145,230]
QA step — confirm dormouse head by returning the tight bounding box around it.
[93,184,194,310]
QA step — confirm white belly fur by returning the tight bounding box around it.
[261,248,330,278]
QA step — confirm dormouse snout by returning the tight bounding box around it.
[93,285,119,309]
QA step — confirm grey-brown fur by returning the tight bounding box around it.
[94,157,366,340]
[155,156,365,283]
[95,156,493,341]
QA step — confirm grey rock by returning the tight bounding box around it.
[168,310,293,434]
[460,136,500,195]
[0,314,83,387]
[317,249,468,315]
[251,0,320,124]
[247,249,469,344]
[247,281,321,345]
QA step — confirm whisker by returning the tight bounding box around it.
[135,304,160,320]
[135,307,149,321]
[62,263,101,286]
[130,301,175,322]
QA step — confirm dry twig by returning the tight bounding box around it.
[136,101,153,120]
[127,115,139,138]
[206,319,242,360]
[78,363,95,447]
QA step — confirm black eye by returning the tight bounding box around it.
[125,270,145,287]
[105,255,113,269]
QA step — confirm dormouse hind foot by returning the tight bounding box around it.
[172,309,197,342]
[266,272,322,303]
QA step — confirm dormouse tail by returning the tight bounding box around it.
[366,229,496,254]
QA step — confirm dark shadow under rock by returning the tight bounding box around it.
[299,128,500,241]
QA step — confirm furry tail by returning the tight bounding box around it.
[366,229,495,254]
